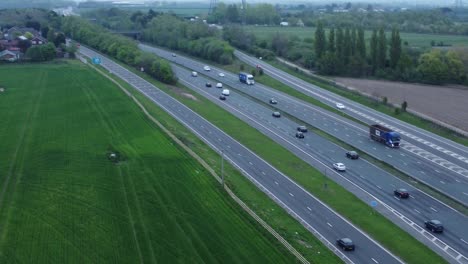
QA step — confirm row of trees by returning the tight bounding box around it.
[61,16,177,84]
[25,43,57,61]
[314,23,466,84]
[142,14,234,65]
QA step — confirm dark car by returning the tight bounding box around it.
[297,126,308,133]
[425,220,444,233]
[295,131,304,138]
[346,151,359,159]
[219,95,226,100]
[269,98,278,104]
[337,238,355,251]
[272,111,281,118]
[205,82,212,87]
[394,188,409,198]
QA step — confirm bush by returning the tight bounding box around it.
[401,101,408,112]
[382,96,388,104]
[394,108,401,115]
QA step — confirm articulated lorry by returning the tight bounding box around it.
[369,124,401,148]
[239,72,255,85]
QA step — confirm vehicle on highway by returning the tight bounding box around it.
[346,150,359,159]
[297,126,308,133]
[333,162,346,171]
[272,111,281,118]
[370,124,401,148]
[425,220,444,233]
[203,66,211,71]
[295,131,304,138]
[222,89,230,96]
[219,95,226,100]
[218,72,225,77]
[171,53,176,57]
[269,98,278,104]
[336,103,345,109]
[239,72,255,85]
[394,188,410,198]
[191,71,198,77]
[337,238,355,251]
[216,83,223,88]
[205,82,212,87]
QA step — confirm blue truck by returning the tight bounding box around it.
[239,72,255,85]
[369,124,401,148]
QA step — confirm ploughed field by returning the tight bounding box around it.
[0,62,295,263]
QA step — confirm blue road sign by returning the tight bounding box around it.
[370,200,378,207]
[92,57,101,65]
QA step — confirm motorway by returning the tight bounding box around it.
[78,46,405,264]
[138,44,468,263]
[138,44,468,208]
[235,50,468,190]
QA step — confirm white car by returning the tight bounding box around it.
[336,103,346,109]
[222,89,230,96]
[218,72,225,77]
[203,66,211,71]
[216,83,223,88]
[191,71,198,77]
[333,162,346,171]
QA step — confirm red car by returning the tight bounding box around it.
[394,188,409,198]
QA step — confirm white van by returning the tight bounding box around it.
[222,89,230,96]
[191,71,198,77]
[216,83,223,88]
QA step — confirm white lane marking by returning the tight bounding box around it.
[371,258,379,263]
[414,209,421,214]
[393,196,400,201]
[463,192,468,196]
[430,207,438,212]
[376,185,382,190]
[307,206,312,211]
[249,162,253,165]
[289,192,294,197]
[461,239,468,245]
[274,181,279,185]
[327,222,333,228]
[440,181,445,184]
[261,171,266,175]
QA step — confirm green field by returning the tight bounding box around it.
[0,62,297,263]
[245,26,468,49]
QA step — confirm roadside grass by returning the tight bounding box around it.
[0,62,298,264]
[267,59,468,147]
[245,26,468,49]
[107,56,447,264]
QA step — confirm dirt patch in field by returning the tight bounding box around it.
[333,77,468,132]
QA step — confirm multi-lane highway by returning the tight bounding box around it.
[139,44,468,209]
[138,44,468,263]
[78,46,404,264]
[235,50,468,190]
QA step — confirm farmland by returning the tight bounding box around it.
[0,62,295,263]
[245,26,468,49]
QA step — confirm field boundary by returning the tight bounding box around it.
[87,61,310,264]
[275,57,468,137]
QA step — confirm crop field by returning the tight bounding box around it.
[0,62,295,263]
[245,26,468,49]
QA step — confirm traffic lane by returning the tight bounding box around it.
[172,64,468,257]
[234,50,468,168]
[80,47,401,264]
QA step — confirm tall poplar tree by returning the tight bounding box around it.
[343,27,351,66]
[351,28,357,56]
[370,29,378,72]
[356,27,366,59]
[328,28,335,53]
[336,27,344,73]
[377,28,387,69]
[390,27,402,69]
[314,21,326,60]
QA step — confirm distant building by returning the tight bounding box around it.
[0,50,20,62]
[31,36,47,45]
[296,19,305,27]
[280,22,289,26]
[4,27,39,41]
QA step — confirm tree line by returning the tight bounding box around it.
[142,14,234,65]
[61,16,177,84]
[314,22,466,84]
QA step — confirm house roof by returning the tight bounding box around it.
[0,50,17,57]
[18,35,28,41]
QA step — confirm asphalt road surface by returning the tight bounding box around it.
[78,46,406,264]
